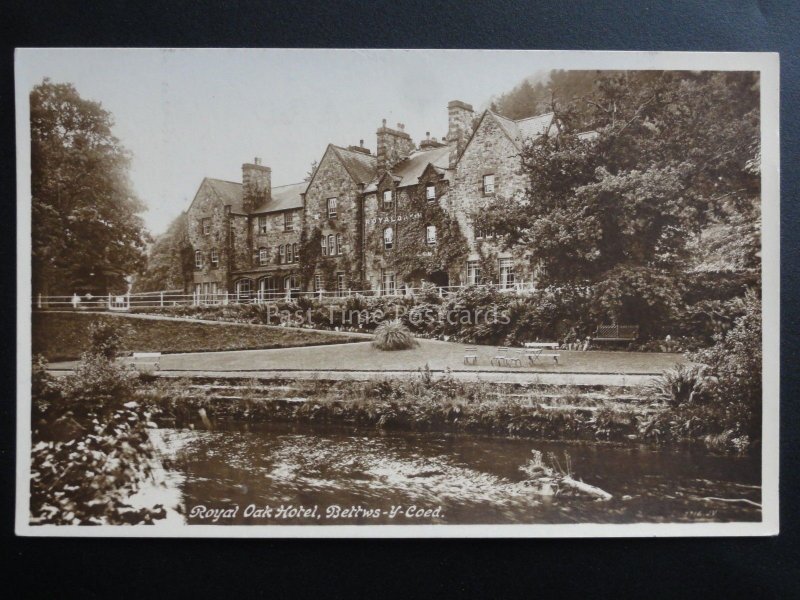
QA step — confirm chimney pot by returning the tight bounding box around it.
[382,118,387,127]
[360,139,364,147]
[254,157,261,165]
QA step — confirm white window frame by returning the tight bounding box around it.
[467,260,481,286]
[336,272,346,296]
[194,250,203,269]
[258,247,269,266]
[284,211,294,231]
[336,233,342,255]
[328,234,336,256]
[314,274,323,292]
[236,279,252,298]
[258,215,268,234]
[202,218,211,235]
[382,271,396,296]
[382,190,393,210]
[483,174,495,195]
[426,184,436,201]
[321,235,328,256]
[286,244,293,264]
[327,197,337,219]
[383,226,394,250]
[426,225,437,245]
[499,258,515,290]
[211,248,219,267]
[279,244,285,264]
[292,242,299,262]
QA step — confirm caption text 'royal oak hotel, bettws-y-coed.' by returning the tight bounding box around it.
[186,100,593,301]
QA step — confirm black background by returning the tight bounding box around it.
[2,1,798,597]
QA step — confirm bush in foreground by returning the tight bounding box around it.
[372,320,419,351]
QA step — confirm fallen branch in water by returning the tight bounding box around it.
[700,497,762,508]
[561,476,613,501]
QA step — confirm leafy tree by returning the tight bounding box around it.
[31,79,150,296]
[477,71,760,336]
[132,212,193,292]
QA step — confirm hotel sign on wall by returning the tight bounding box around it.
[366,212,421,226]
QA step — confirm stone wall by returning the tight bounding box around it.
[302,148,364,291]
[187,181,231,293]
[448,113,533,285]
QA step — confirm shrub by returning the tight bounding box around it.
[88,319,133,360]
[647,363,711,408]
[372,320,419,351]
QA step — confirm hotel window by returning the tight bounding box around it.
[292,242,299,262]
[211,248,219,267]
[202,218,211,235]
[314,274,323,292]
[194,250,203,269]
[284,211,294,231]
[327,197,337,219]
[236,279,252,299]
[482,174,495,195]
[383,189,393,210]
[258,215,268,234]
[467,260,481,286]
[259,276,276,300]
[425,225,437,245]
[321,235,328,256]
[336,272,346,297]
[499,258,515,289]
[336,234,342,255]
[286,243,293,263]
[382,271,396,296]
[383,226,394,250]
[279,244,285,264]
[257,247,268,266]
[426,184,436,201]
[328,234,336,256]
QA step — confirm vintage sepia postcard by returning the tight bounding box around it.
[15,49,779,537]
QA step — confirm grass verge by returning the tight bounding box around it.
[33,311,365,361]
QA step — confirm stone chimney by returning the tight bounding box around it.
[419,130,445,151]
[447,100,474,168]
[242,157,271,212]
[347,139,372,155]
[376,119,415,176]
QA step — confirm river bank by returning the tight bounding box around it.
[135,370,753,454]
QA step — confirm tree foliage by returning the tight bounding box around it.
[31,79,150,295]
[132,212,193,293]
[478,71,760,332]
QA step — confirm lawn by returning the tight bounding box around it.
[33,312,366,361]
[117,338,684,374]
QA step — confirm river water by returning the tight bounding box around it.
[160,422,761,525]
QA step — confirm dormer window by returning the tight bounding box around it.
[383,190,393,210]
[284,211,294,231]
[383,226,394,250]
[327,197,337,219]
[259,247,269,266]
[202,218,211,235]
[426,225,437,245]
[482,174,495,195]
[426,184,436,202]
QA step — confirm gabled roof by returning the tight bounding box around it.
[363,144,452,192]
[197,177,305,215]
[330,145,377,185]
[205,178,245,212]
[488,111,555,150]
[252,181,306,213]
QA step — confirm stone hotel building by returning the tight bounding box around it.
[186,100,571,301]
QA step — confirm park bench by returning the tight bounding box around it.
[463,346,478,365]
[523,342,561,365]
[593,324,639,343]
[131,352,161,371]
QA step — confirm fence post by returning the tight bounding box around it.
[37,293,42,309]
[160,291,164,307]
[107,293,112,310]
[223,290,229,306]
